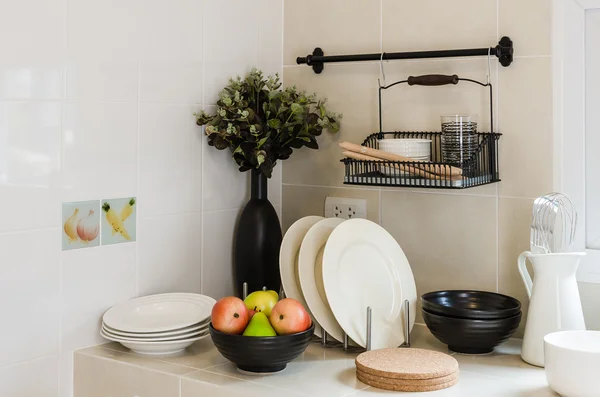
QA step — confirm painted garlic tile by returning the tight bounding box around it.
[62,201,101,250]
[101,197,137,245]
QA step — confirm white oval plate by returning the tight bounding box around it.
[100,329,209,356]
[103,293,215,333]
[101,325,208,342]
[298,218,346,342]
[102,317,210,338]
[322,219,416,349]
[279,216,324,336]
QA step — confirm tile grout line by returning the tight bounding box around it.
[135,61,142,297]
[200,0,206,296]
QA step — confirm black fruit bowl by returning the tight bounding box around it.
[422,309,522,354]
[209,322,315,374]
[421,290,521,320]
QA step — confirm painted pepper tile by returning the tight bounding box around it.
[62,201,101,250]
[101,197,137,245]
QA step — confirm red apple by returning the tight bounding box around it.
[247,307,256,319]
[269,298,312,335]
[211,296,249,334]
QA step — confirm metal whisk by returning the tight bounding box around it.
[530,193,577,254]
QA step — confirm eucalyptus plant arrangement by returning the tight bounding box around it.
[194,68,341,178]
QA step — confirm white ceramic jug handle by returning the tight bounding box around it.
[518,251,533,298]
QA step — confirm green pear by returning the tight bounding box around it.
[242,312,277,337]
[244,291,278,317]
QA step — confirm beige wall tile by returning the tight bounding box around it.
[498,198,533,338]
[282,64,381,187]
[182,370,306,397]
[74,352,181,397]
[382,0,497,52]
[283,0,380,66]
[499,0,551,57]
[579,282,600,330]
[381,191,498,323]
[282,184,379,232]
[498,57,553,198]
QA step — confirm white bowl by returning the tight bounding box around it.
[378,139,431,159]
[544,330,600,397]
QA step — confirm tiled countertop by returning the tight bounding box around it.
[74,324,558,397]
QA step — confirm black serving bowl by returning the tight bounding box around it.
[209,322,315,374]
[422,308,522,354]
[421,290,521,320]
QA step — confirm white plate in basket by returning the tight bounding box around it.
[279,215,324,336]
[322,219,417,349]
[100,328,209,355]
[103,293,215,333]
[298,218,346,342]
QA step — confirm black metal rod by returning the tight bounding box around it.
[297,37,513,73]
[298,47,492,65]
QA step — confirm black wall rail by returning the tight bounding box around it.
[296,37,513,74]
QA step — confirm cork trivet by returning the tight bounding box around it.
[357,371,458,392]
[356,368,458,386]
[355,348,458,380]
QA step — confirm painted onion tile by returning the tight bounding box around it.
[62,201,100,250]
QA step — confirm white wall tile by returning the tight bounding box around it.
[138,213,202,295]
[0,230,60,367]
[0,356,59,397]
[61,244,137,351]
[0,102,61,232]
[134,0,204,62]
[203,1,260,104]
[65,62,138,102]
[61,102,138,201]
[140,61,203,104]
[257,0,283,75]
[0,0,65,62]
[202,209,240,299]
[0,65,63,100]
[139,103,202,216]
[67,0,141,61]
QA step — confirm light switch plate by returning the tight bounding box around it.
[324,197,367,219]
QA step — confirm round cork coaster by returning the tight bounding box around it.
[355,348,458,380]
[356,368,458,386]
[357,371,458,392]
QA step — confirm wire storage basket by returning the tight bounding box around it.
[341,74,501,189]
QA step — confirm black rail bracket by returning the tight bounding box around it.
[495,36,514,67]
[304,47,324,74]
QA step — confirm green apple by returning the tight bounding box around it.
[244,291,278,317]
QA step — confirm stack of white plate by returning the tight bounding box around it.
[279,217,417,350]
[101,293,215,355]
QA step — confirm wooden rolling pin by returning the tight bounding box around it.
[342,151,463,181]
[339,141,462,177]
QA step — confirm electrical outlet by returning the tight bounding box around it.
[324,197,367,219]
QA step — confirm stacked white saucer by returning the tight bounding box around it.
[101,293,215,356]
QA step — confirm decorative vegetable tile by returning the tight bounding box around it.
[62,201,101,250]
[101,197,137,245]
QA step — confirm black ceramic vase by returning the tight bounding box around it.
[234,170,282,297]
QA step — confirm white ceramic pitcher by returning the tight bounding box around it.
[518,252,586,367]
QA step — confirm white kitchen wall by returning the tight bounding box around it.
[0,1,283,396]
